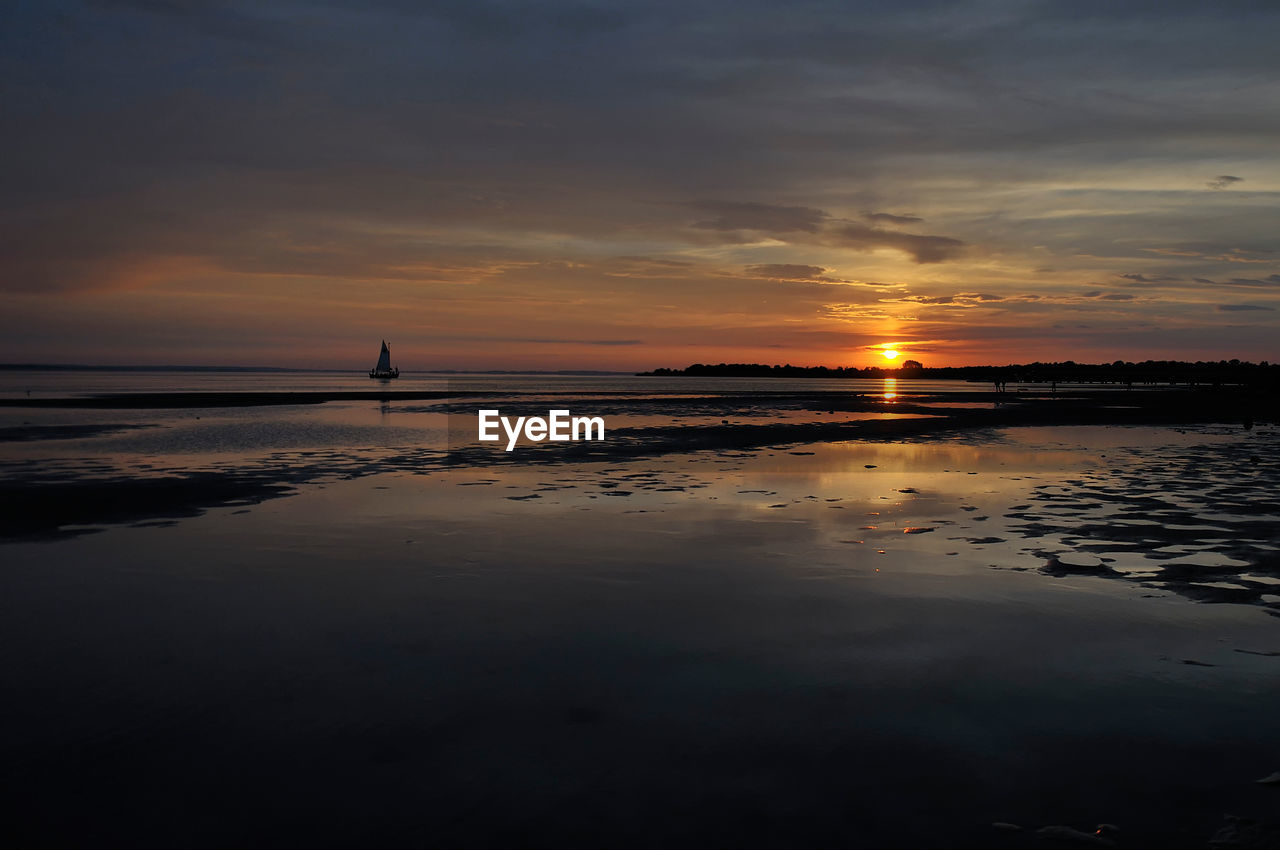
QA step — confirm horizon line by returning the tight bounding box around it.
[2,359,1274,373]
[0,364,637,375]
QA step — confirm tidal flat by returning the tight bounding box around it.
[2,381,1278,848]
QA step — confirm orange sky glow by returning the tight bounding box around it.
[3,3,1278,370]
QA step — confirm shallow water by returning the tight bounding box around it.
[0,369,1004,399]
[2,388,1278,848]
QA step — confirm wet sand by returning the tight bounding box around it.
[2,386,1279,848]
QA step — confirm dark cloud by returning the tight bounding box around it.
[1215,276,1280,288]
[744,264,829,281]
[900,295,956,305]
[1165,275,1280,290]
[740,263,894,287]
[1146,246,1277,264]
[688,202,829,233]
[1217,304,1275,312]
[828,223,965,264]
[683,203,965,264]
[863,212,923,225]
[894,292,1033,307]
[1206,175,1244,190]
[1119,273,1180,284]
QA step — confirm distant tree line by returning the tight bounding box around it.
[639,359,1279,388]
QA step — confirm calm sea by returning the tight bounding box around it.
[0,368,998,399]
[3,368,1275,849]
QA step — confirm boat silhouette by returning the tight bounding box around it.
[369,340,400,379]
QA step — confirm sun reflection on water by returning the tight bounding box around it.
[882,377,898,401]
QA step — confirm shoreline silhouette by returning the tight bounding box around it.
[641,359,1280,388]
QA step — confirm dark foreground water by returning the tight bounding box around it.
[2,376,1278,848]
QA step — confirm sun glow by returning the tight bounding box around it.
[881,349,900,360]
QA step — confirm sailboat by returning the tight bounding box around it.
[369,340,400,379]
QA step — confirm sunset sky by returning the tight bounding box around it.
[4,0,1279,369]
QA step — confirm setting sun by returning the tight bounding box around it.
[882,349,900,360]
